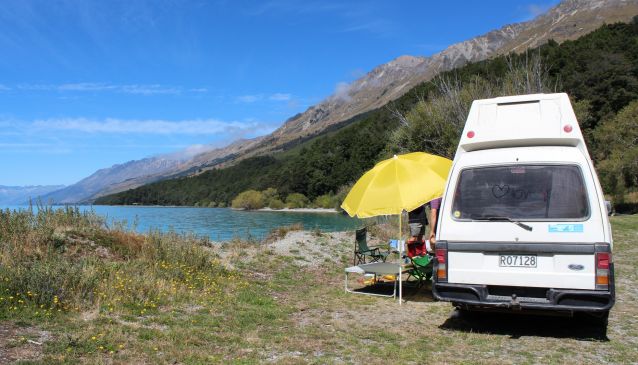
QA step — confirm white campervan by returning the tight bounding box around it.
[432,93,614,326]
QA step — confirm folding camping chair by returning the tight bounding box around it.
[353,227,389,265]
[406,254,434,287]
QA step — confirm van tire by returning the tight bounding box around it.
[580,311,609,336]
[587,311,609,324]
[452,306,477,320]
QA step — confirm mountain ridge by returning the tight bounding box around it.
[41,136,266,203]
[0,185,65,205]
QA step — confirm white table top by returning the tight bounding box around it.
[345,262,409,275]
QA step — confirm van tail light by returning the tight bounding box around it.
[594,244,611,290]
[435,247,448,282]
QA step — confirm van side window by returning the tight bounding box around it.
[452,165,589,220]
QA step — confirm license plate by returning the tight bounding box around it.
[499,254,537,268]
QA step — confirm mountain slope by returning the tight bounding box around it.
[0,185,65,205]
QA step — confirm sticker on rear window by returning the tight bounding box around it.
[548,224,584,233]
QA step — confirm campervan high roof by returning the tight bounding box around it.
[457,93,589,156]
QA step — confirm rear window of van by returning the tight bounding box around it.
[451,165,589,220]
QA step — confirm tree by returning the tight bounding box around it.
[231,190,265,210]
[594,100,638,200]
[388,54,552,159]
[262,188,279,201]
[314,194,336,209]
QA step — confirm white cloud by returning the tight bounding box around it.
[0,84,10,91]
[249,1,396,37]
[340,19,395,37]
[333,82,352,102]
[249,1,346,16]
[0,142,52,148]
[31,117,266,135]
[0,142,72,154]
[14,83,205,95]
[523,3,555,20]
[17,84,51,91]
[237,93,293,103]
[269,93,291,101]
[161,144,216,160]
[119,84,181,95]
[57,83,117,92]
[237,94,263,103]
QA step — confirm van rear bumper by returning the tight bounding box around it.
[432,265,615,314]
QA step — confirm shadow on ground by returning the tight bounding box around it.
[440,309,609,341]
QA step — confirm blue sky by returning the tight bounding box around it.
[0,0,559,186]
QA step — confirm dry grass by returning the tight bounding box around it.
[264,223,304,242]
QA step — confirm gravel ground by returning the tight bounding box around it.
[265,230,352,267]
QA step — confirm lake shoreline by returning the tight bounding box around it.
[256,207,339,214]
[2,205,357,241]
[28,204,342,214]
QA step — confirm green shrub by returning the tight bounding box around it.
[314,194,336,209]
[267,198,285,210]
[285,193,309,208]
[231,190,265,210]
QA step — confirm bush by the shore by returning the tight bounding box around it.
[231,190,265,210]
[231,188,328,210]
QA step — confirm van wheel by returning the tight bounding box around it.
[581,311,609,336]
[587,311,609,325]
[452,306,476,320]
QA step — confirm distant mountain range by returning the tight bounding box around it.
[41,0,638,204]
[0,185,65,205]
[41,137,264,203]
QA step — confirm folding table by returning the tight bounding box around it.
[344,262,411,303]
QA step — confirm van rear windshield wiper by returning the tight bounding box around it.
[470,215,533,232]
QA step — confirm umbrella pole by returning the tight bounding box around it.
[399,212,402,305]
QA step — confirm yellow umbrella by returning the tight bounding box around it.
[340,152,452,304]
[341,152,452,218]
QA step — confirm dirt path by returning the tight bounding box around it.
[0,324,50,364]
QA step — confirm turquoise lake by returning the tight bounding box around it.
[2,205,361,241]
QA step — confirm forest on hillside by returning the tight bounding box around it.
[96,19,638,210]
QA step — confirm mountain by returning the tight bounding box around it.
[0,185,65,205]
[59,0,638,203]
[42,137,265,204]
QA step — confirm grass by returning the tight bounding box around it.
[0,207,637,363]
